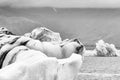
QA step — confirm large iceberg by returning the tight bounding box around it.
[0,27,84,80]
[24,27,62,43]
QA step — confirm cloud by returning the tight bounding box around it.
[0,0,120,8]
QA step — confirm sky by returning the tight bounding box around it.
[0,0,120,8]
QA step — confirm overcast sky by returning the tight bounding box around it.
[0,0,120,8]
